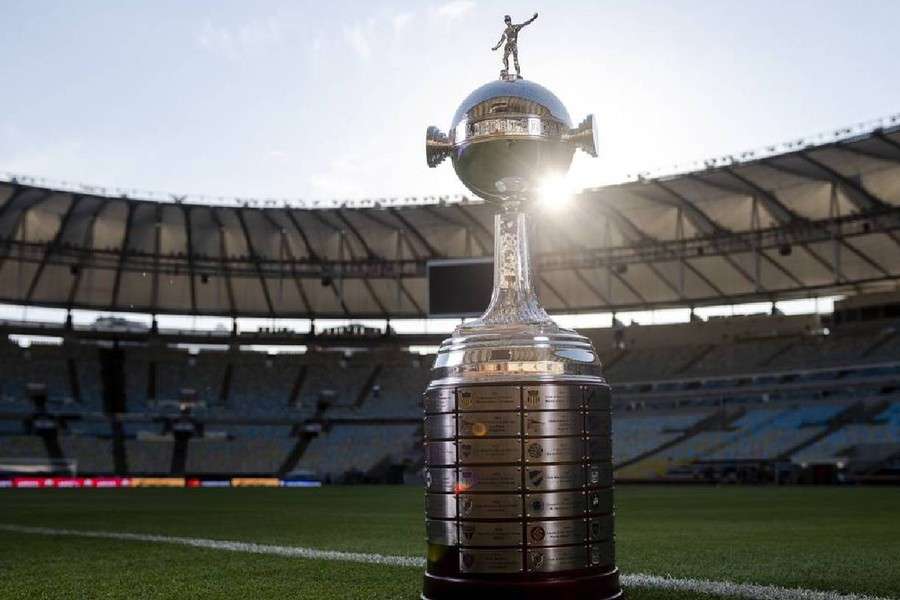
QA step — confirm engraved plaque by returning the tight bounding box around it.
[585,386,611,411]
[458,466,521,492]
[524,411,583,437]
[424,414,456,440]
[425,493,456,519]
[527,545,588,572]
[589,515,614,541]
[426,519,458,545]
[590,539,615,566]
[459,521,523,547]
[425,467,457,493]
[524,437,584,464]
[586,411,611,436]
[458,438,521,464]
[526,519,587,547]
[458,493,522,519]
[586,463,613,488]
[525,491,585,518]
[425,441,456,466]
[459,549,523,573]
[424,388,454,414]
[458,412,520,437]
[587,436,612,461]
[587,488,614,515]
[525,464,585,491]
[457,386,519,412]
[522,385,581,411]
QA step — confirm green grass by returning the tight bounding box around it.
[0,486,897,599]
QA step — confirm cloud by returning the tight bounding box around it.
[343,20,375,61]
[392,12,413,32]
[196,17,283,59]
[436,1,475,20]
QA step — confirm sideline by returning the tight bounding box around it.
[0,524,893,600]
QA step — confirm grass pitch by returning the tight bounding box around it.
[0,485,897,599]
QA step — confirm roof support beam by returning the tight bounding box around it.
[151,204,162,311]
[209,208,237,318]
[181,205,198,314]
[651,182,763,291]
[236,208,276,316]
[335,209,379,260]
[0,190,53,273]
[310,210,387,316]
[594,200,727,299]
[258,211,313,316]
[766,155,889,212]
[389,207,441,258]
[66,199,111,306]
[283,211,320,261]
[724,165,883,281]
[24,194,81,303]
[453,204,491,255]
[109,200,136,309]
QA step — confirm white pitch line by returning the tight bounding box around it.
[0,524,894,600]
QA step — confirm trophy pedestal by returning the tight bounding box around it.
[422,378,620,600]
[422,568,622,600]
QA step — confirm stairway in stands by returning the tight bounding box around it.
[614,408,744,478]
[354,365,383,408]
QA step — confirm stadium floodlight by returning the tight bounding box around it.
[420,13,620,600]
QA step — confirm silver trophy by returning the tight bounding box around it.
[421,18,620,600]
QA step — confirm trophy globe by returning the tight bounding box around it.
[420,14,621,600]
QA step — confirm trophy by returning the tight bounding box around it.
[421,14,621,600]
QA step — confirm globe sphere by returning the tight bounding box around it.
[449,79,575,202]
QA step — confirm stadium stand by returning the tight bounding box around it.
[1,120,899,484]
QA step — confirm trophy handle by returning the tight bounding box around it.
[564,114,599,157]
[425,126,453,168]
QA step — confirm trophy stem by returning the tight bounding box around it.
[462,203,554,331]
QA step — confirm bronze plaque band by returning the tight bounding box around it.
[587,488,614,515]
[458,493,522,519]
[523,384,581,410]
[459,549,523,574]
[458,466,522,492]
[525,464,585,491]
[527,545,588,572]
[424,388,454,414]
[589,515,614,541]
[587,436,612,461]
[590,539,615,567]
[458,412,521,437]
[458,438,521,464]
[587,463,613,487]
[426,519,458,546]
[586,412,611,436]
[425,493,456,519]
[457,386,520,412]
[526,519,587,547]
[524,411,583,437]
[425,441,457,466]
[425,467,457,492]
[525,491,586,518]
[585,386,611,411]
[525,437,584,464]
[424,414,456,440]
[459,521,523,547]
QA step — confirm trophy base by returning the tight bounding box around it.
[422,567,622,600]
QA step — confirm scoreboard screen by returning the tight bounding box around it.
[427,258,494,317]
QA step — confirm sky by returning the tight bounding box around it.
[1,0,900,204]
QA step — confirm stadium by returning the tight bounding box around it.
[2,4,900,600]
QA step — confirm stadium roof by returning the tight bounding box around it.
[1,122,899,318]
